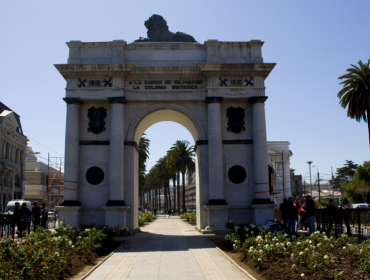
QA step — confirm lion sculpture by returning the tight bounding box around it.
[135,14,196,42]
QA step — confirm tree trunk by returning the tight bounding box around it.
[173,177,176,212]
[368,110,370,149]
[168,182,172,210]
[177,172,180,213]
[182,171,186,214]
[164,184,168,211]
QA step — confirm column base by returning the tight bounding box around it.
[203,205,231,234]
[252,199,273,204]
[62,200,81,206]
[250,204,276,226]
[106,200,125,206]
[55,206,82,230]
[208,199,227,205]
[102,206,130,230]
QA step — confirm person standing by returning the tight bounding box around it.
[167,209,171,219]
[31,202,41,232]
[13,202,21,234]
[305,195,316,234]
[40,203,48,229]
[286,197,297,234]
[153,208,157,216]
[342,198,352,235]
[20,203,31,235]
[293,200,301,231]
[326,199,338,232]
[279,198,288,230]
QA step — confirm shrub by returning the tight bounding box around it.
[138,211,157,226]
[180,212,196,224]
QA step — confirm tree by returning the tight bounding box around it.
[338,59,370,147]
[332,160,358,190]
[342,161,370,203]
[139,135,150,208]
[168,140,195,213]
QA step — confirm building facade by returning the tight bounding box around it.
[0,102,28,212]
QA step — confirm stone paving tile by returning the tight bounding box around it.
[85,218,253,280]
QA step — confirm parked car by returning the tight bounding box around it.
[351,203,369,209]
[3,200,32,214]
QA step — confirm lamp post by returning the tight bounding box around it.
[307,161,313,197]
[312,165,320,204]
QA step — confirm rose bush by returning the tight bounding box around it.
[225,223,370,279]
[0,222,108,279]
[180,212,196,224]
[138,211,157,226]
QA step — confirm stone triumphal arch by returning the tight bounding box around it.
[55,17,276,233]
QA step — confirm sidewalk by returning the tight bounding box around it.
[85,218,253,280]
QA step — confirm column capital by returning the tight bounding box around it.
[108,97,127,104]
[248,96,268,104]
[205,97,223,104]
[63,98,83,105]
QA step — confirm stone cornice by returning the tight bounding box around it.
[205,97,223,104]
[108,97,127,104]
[63,98,83,105]
[54,64,135,80]
[197,63,276,78]
[248,96,268,104]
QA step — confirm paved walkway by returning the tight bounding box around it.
[86,218,253,280]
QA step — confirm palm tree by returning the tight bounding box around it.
[338,59,370,147]
[139,135,150,208]
[168,140,195,213]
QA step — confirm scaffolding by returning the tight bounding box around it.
[47,154,64,207]
[268,151,290,203]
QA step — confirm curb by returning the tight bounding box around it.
[79,241,127,280]
[207,239,257,280]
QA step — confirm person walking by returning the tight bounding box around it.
[342,198,352,235]
[14,202,21,234]
[279,198,288,230]
[167,209,171,219]
[31,202,41,232]
[153,208,157,216]
[20,203,31,235]
[286,197,297,234]
[305,195,316,234]
[326,199,338,232]
[40,203,48,229]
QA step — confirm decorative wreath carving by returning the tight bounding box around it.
[87,107,107,134]
[226,107,245,133]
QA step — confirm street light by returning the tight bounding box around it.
[307,161,313,197]
[312,165,321,203]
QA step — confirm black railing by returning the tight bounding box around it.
[316,208,370,242]
[0,214,15,239]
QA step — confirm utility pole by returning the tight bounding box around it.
[331,166,334,200]
[307,161,313,197]
[47,152,50,205]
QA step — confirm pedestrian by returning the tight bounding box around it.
[40,203,48,229]
[342,198,352,235]
[279,198,288,230]
[167,209,171,219]
[293,199,301,231]
[153,208,157,216]
[286,197,297,234]
[31,202,41,232]
[13,202,21,234]
[326,199,338,232]
[20,203,31,235]
[305,195,316,234]
[298,200,305,230]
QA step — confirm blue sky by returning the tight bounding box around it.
[1,0,369,182]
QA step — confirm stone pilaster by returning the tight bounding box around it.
[205,97,226,205]
[63,98,83,206]
[107,97,126,206]
[249,96,272,204]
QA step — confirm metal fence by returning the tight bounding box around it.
[316,208,370,242]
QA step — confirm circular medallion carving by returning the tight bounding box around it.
[228,165,247,184]
[86,166,104,185]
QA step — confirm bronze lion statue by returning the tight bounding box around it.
[135,14,196,42]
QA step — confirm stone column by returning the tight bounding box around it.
[205,97,226,205]
[12,173,15,200]
[63,98,83,206]
[106,97,126,206]
[249,96,272,204]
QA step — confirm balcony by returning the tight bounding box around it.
[0,158,21,172]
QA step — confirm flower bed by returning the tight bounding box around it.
[225,221,370,279]
[0,222,114,279]
[138,211,157,226]
[180,212,196,224]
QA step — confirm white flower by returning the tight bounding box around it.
[78,236,82,239]
[339,271,343,275]
[68,241,72,246]
[246,228,249,232]
[287,242,291,246]
[299,252,304,256]
[301,273,305,277]
[55,252,60,256]
[305,248,309,251]
[251,224,255,228]
[297,242,301,245]
[317,243,321,247]
[292,264,297,269]
[360,249,363,253]
[249,246,254,250]
[330,244,334,248]
[245,234,249,238]
[324,255,329,259]
[72,245,75,248]
[85,228,91,232]
[251,231,254,234]
[233,244,235,247]
[259,250,263,253]
[343,246,346,250]
[229,220,233,223]
[309,240,312,244]
[258,258,262,261]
